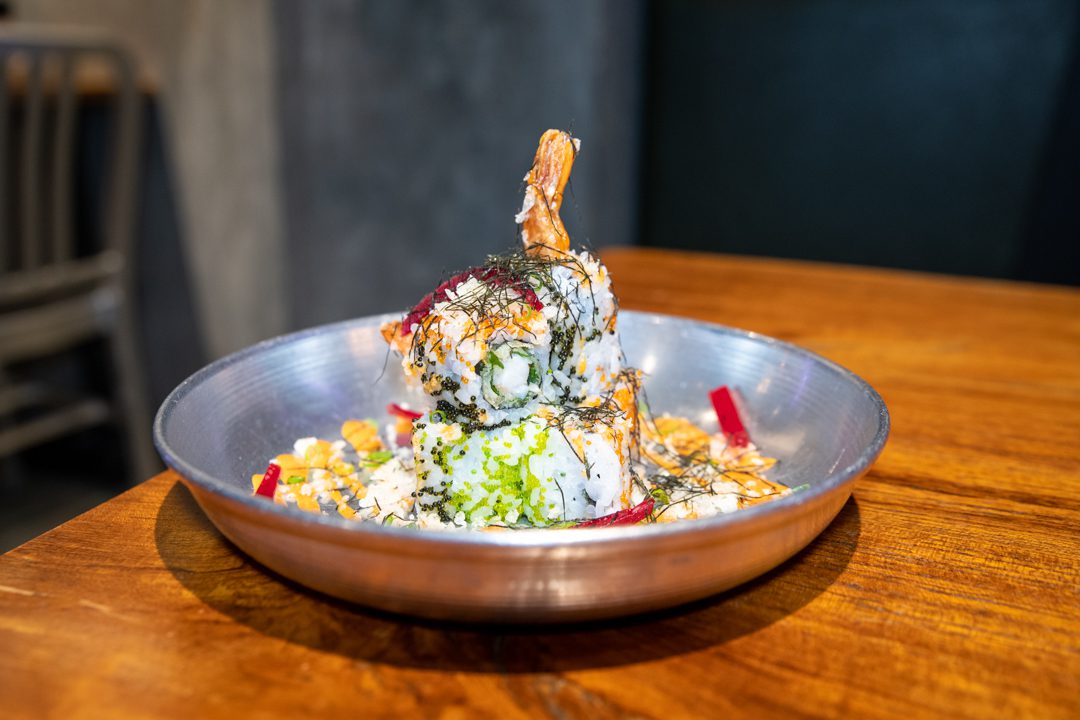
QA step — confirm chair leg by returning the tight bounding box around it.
[106,299,160,485]
[0,367,26,490]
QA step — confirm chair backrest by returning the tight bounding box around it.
[0,28,140,305]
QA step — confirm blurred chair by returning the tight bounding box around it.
[0,28,157,482]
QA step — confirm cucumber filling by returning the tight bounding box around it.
[479,341,542,408]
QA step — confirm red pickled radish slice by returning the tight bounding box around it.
[400,266,543,335]
[574,497,655,528]
[254,462,281,498]
[387,403,424,421]
[709,385,750,448]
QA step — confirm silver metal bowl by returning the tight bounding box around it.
[153,311,888,622]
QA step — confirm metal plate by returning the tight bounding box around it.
[153,311,889,622]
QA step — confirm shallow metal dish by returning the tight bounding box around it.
[154,311,888,623]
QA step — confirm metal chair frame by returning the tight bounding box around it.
[0,28,156,482]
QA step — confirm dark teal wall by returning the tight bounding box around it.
[642,0,1079,283]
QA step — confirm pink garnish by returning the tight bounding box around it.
[387,403,424,421]
[710,385,750,448]
[400,266,543,335]
[574,497,655,528]
[254,462,281,498]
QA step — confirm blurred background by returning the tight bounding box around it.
[1,0,1077,550]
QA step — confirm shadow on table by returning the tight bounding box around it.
[154,483,860,673]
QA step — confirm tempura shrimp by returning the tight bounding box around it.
[516,129,580,259]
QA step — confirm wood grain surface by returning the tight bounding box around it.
[1,249,1077,719]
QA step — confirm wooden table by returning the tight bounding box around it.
[2,249,1077,719]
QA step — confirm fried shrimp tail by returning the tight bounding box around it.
[516,129,580,258]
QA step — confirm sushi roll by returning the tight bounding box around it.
[394,265,552,428]
[412,371,641,527]
[530,249,621,405]
[379,129,644,527]
[382,130,624,428]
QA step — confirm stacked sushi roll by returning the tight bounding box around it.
[382,130,640,527]
[412,373,639,526]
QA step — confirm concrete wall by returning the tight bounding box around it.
[273,0,646,327]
